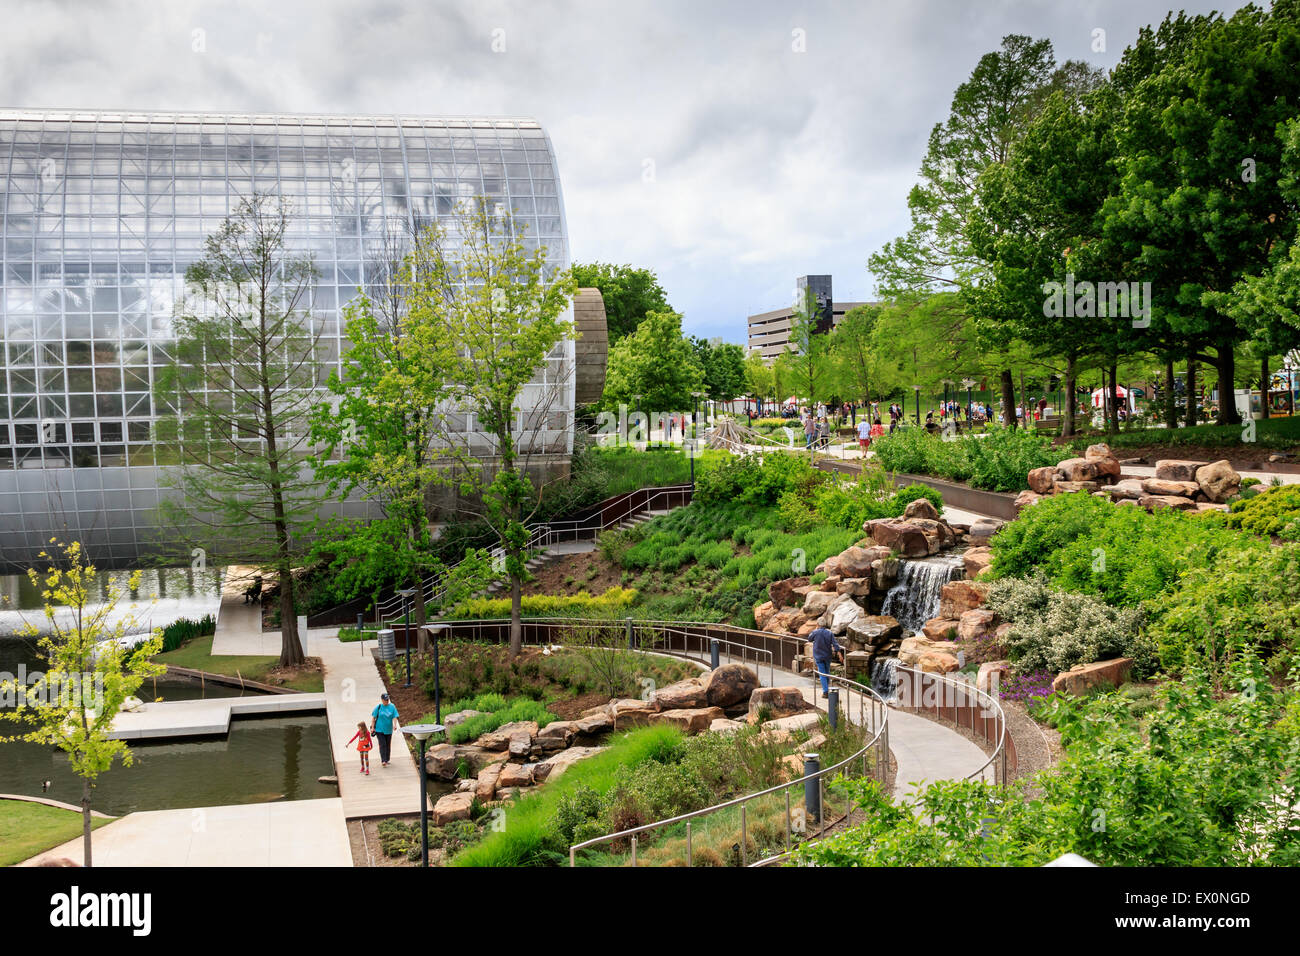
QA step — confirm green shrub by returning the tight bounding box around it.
[442,697,558,745]
[871,425,1056,491]
[159,614,216,653]
[448,586,637,621]
[1222,483,1300,539]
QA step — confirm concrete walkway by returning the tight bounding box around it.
[20,798,351,867]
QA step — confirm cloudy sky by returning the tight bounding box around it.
[1,0,1248,342]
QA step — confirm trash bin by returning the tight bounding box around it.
[376,628,396,662]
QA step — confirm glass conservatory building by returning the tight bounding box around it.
[0,110,575,571]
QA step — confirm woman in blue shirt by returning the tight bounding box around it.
[369,693,400,767]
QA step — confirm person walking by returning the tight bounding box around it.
[370,692,400,768]
[347,722,374,775]
[803,412,816,449]
[857,416,872,454]
[809,625,844,697]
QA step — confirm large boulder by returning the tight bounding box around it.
[865,519,932,557]
[1054,480,1100,494]
[1105,478,1146,500]
[802,589,840,616]
[938,580,986,620]
[815,554,842,577]
[1141,477,1199,497]
[1139,494,1198,512]
[963,547,993,579]
[918,651,960,674]
[835,545,878,577]
[847,615,902,648]
[976,660,1011,694]
[903,497,941,521]
[747,686,813,724]
[753,601,777,629]
[1055,457,1098,482]
[1154,459,1202,482]
[760,712,823,738]
[899,634,960,666]
[909,517,954,550]
[1083,443,1112,459]
[768,576,809,609]
[1027,466,1057,494]
[1195,459,1240,503]
[574,712,613,735]
[496,762,535,789]
[443,709,487,728]
[478,721,538,753]
[1052,657,1134,696]
[1091,456,1121,483]
[835,576,872,596]
[425,743,461,781]
[967,517,1004,546]
[957,608,998,642]
[762,606,805,635]
[475,762,503,802]
[824,596,866,635]
[433,792,475,826]
[921,617,960,641]
[1013,490,1044,512]
[650,677,709,710]
[871,557,900,590]
[533,746,606,783]
[655,706,725,735]
[703,664,760,708]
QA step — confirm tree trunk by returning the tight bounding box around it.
[509,573,522,659]
[278,560,302,667]
[1164,356,1177,429]
[1108,362,1120,436]
[1063,354,1077,437]
[1261,354,1270,419]
[1186,356,1198,428]
[999,369,1016,429]
[82,778,93,867]
[1213,345,1240,425]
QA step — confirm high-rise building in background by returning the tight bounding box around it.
[0,109,590,571]
[746,274,868,364]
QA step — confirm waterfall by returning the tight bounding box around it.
[870,657,901,703]
[880,554,965,634]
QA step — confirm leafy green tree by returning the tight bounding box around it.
[0,542,165,866]
[781,289,835,419]
[691,338,747,404]
[603,310,704,412]
[829,304,882,405]
[154,194,321,666]
[571,262,672,343]
[405,198,577,658]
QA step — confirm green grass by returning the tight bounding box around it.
[153,634,324,692]
[447,586,638,622]
[449,724,685,867]
[1061,415,1300,453]
[422,697,559,746]
[590,446,693,496]
[0,800,113,867]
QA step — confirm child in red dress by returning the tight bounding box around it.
[347,722,373,775]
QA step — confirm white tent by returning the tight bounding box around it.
[1090,385,1130,408]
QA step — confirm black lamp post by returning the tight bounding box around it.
[962,378,974,423]
[398,587,416,688]
[426,623,447,723]
[913,385,921,425]
[402,723,445,868]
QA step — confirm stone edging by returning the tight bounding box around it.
[0,793,115,819]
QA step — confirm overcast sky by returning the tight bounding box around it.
[1,0,1250,342]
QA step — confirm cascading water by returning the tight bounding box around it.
[880,554,965,634]
[870,656,901,703]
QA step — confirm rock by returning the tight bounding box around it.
[845,650,873,679]
[1055,457,1098,482]
[425,742,461,780]
[1027,466,1057,494]
[703,663,760,708]
[709,718,744,734]
[899,635,960,666]
[455,777,477,793]
[903,497,941,521]
[1139,494,1198,512]
[575,712,612,735]
[1141,477,1199,497]
[939,580,986,619]
[816,555,842,577]
[1154,459,1203,482]
[1105,478,1146,499]
[318,775,338,785]
[799,732,829,754]
[780,754,807,780]
[433,792,475,826]
[1013,490,1044,512]
[1084,443,1112,459]
[478,720,537,753]
[847,615,902,647]
[1195,459,1240,503]
[608,699,657,729]
[762,712,824,737]
[835,546,875,578]
[1116,498,1139,507]
[455,746,508,774]
[802,589,841,616]
[536,720,578,742]
[977,660,1011,694]
[963,547,993,579]
[871,557,900,590]
[650,678,709,710]
[1054,480,1100,494]
[475,763,503,802]
[921,617,960,641]
[820,576,840,591]
[957,608,998,642]
[795,621,818,638]
[824,595,865,634]
[1091,456,1121,483]
[655,706,725,735]
[509,736,533,759]
[835,576,872,596]
[1194,502,1230,513]
[496,762,534,789]
[768,576,810,608]
[966,517,1005,547]
[909,517,955,550]
[1052,657,1135,696]
[533,746,606,783]
[918,651,959,674]
[443,709,486,728]
[866,519,932,557]
[753,601,776,629]
[747,686,813,723]
[762,607,805,635]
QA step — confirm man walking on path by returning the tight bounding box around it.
[370,692,400,768]
[809,625,844,697]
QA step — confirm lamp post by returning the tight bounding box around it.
[425,623,448,723]
[401,723,445,868]
[913,384,921,425]
[691,391,703,439]
[397,587,417,688]
[962,378,974,423]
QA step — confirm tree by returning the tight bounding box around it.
[782,288,835,419]
[831,303,883,406]
[691,338,747,404]
[603,310,704,412]
[405,198,577,659]
[571,262,673,343]
[0,542,165,866]
[155,194,322,666]
[743,352,774,410]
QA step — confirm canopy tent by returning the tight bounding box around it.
[1090,385,1130,408]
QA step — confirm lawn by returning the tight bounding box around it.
[154,635,324,693]
[0,800,113,867]
[1061,414,1300,455]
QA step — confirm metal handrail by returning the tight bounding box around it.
[892,664,1011,784]
[568,671,889,867]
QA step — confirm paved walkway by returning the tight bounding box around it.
[20,798,351,866]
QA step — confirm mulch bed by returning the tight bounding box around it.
[522,550,623,597]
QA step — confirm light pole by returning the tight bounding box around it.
[913,384,921,426]
[962,378,974,424]
[401,723,445,868]
[398,587,417,688]
[691,391,704,440]
[425,623,448,723]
